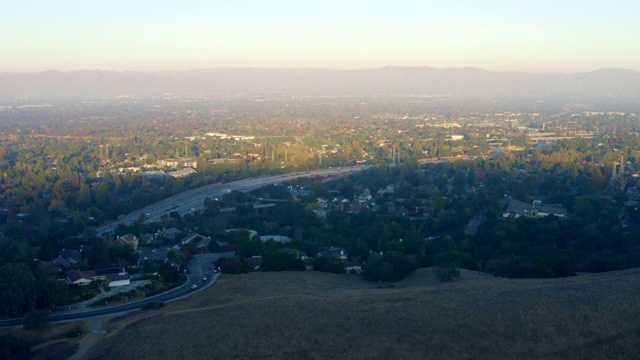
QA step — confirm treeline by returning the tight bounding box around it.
[179,131,640,280]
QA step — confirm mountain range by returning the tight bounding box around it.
[0,67,639,100]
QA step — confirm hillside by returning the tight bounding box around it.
[83,268,640,360]
[1,67,640,100]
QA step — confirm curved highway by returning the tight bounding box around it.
[98,165,371,235]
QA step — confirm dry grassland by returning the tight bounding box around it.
[84,268,640,360]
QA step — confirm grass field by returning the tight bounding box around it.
[0,321,86,360]
[84,268,640,360]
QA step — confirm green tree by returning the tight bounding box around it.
[23,309,49,330]
[217,257,245,274]
[95,182,110,208]
[313,256,346,273]
[0,334,30,360]
[260,252,306,272]
[77,182,91,209]
[434,261,461,282]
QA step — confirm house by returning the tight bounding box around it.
[180,233,208,246]
[304,257,315,270]
[348,204,369,214]
[60,249,83,264]
[244,256,263,271]
[259,235,292,243]
[52,256,72,268]
[66,267,131,287]
[116,234,139,250]
[343,261,362,273]
[66,270,94,286]
[313,209,328,218]
[93,267,127,281]
[163,228,182,241]
[503,199,567,218]
[106,274,131,287]
[138,250,169,267]
[167,168,197,178]
[317,247,348,260]
[357,190,372,204]
[140,233,155,244]
[195,237,211,249]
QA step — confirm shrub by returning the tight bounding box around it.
[141,301,165,310]
[64,326,85,338]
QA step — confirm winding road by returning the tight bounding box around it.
[0,165,371,328]
[0,252,231,329]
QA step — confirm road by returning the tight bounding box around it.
[0,252,233,329]
[0,166,372,328]
[98,165,371,235]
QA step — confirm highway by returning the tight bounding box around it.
[0,252,232,329]
[98,165,371,235]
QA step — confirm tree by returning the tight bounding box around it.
[0,263,38,317]
[434,261,461,282]
[363,252,416,282]
[95,182,110,208]
[23,309,49,330]
[160,213,169,229]
[137,213,147,236]
[0,334,29,360]
[260,252,306,272]
[313,256,346,273]
[77,182,91,209]
[217,257,245,274]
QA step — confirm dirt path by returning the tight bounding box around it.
[67,317,105,360]
[68,334,99,360]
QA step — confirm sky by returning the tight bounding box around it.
[2,0,639,73]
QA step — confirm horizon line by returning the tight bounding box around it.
[1,66,638,76]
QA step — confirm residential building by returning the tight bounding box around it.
[138,250,169,267]
[116,234,139,250]
[503,199,567,218]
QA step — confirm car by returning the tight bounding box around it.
[202,276,207,281]
[196,259,200,263]
[190,285,198,290]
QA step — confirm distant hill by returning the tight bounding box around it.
[1,67,639,100]
[82,269,640,360]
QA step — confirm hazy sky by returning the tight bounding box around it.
[2,0,639,73]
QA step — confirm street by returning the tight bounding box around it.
[0,252,234,328]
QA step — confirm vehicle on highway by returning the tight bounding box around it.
[190,285,198,290]
[203,276,207,281]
